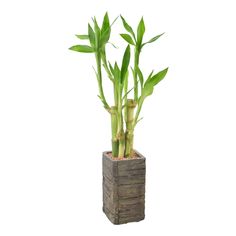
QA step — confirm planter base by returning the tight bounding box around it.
[102,151,146,224]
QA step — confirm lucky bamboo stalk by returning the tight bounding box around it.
[133,48,140,102]
[69,13,168,158]
[125,99,136,157]
[95,53,110,112]
[111,106,119,157]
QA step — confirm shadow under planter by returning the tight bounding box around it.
[102,151,146,224]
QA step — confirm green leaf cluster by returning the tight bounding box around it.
[69,12,112,54]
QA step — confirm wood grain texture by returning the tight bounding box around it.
[102,151,146,224]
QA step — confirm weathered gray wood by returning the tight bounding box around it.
[102,151,146,224]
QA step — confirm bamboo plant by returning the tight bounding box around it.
[69,13,168,158]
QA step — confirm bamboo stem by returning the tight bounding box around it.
[125,99,137,157]
[116,85,125,157]
[111,106,118,157]
[133,48,140,102]
[95,53,110,112]
[118,129,125,157]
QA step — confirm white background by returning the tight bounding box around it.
[0,0,236,235]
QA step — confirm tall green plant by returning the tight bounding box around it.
[69,13,168,158]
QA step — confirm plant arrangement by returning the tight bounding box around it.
[69,13,168,159]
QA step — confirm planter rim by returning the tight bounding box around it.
[103,149,145,161]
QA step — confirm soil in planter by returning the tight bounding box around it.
[106,151,143,160]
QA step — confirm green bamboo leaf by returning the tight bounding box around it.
[101,12,111,44]
[101,12,110,34]
[69,45,94,53]
[111,15,119,27]
[108,42,118,48]
[142,67,168,99]
[146,67,168,87]
[146,33,164,44]
[93,17,100,33]
[122,87,134,101]
[123,70,129,95]
[93,17,101,48]
[88,24,95,47]
[108,61,114,76]
[142,33,164,47]
[120,15,136,41]
[75,35,89,40]
[120,45,131,84]
[137,17,145,47]
[144,70,154,85]
[136,117,144,124]
[97,95,108,108]
[120,34,135,45]
[114,62,120,81]
[137,66,144,88]
[142,83,154,98]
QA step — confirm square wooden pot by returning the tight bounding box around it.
[102,151,146,224]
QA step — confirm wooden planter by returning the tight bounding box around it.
[102,151,146,224]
